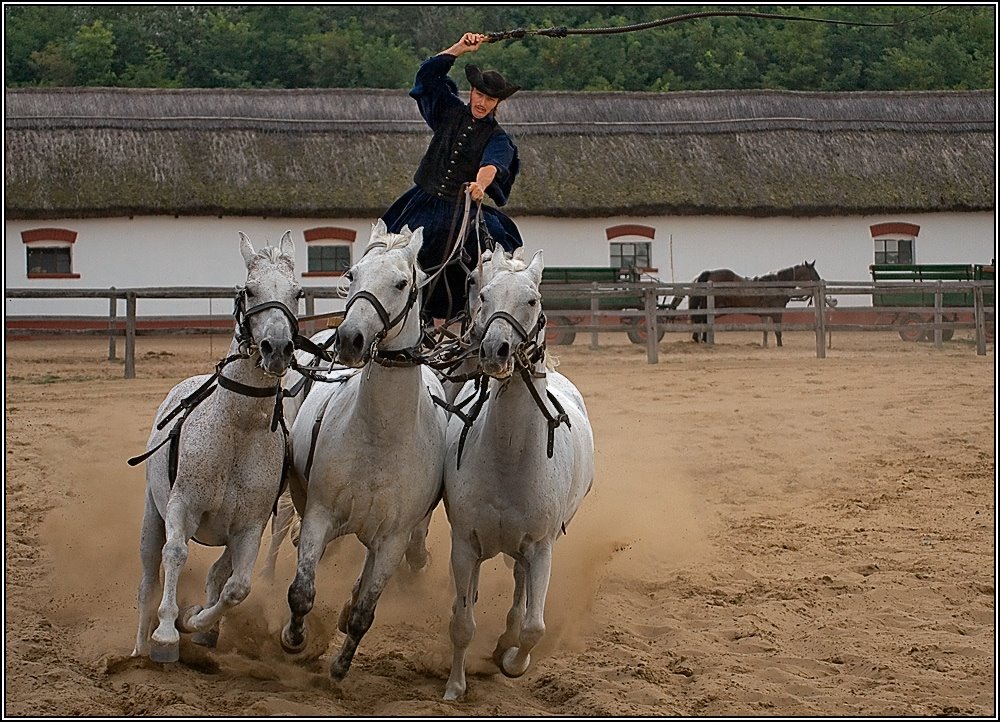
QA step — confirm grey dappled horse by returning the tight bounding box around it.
[131,231,300,663]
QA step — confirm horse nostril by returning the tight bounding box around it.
[260,339,272,355]
[350,332,365,353]
[497,341,510,360]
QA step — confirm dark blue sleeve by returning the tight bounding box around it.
[482,131,520,207]
[409,54,464,131]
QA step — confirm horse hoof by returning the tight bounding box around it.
[280,623,307,655]
[191,629,219,648]
[443,682,465,701]
[329,657,351,681]
[149,639,180,664]
[499,647,530,678]
[177,605,203,633]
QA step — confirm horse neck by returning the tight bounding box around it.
[354,358,425,416]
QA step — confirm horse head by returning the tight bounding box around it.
[336,219,426,367]
[796,260,821,283]
[475,248,544,379]
[237,231,301,377]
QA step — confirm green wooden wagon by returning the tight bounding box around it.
[869,263,995,341]
[539,267,666,345]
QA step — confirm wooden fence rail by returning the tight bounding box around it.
[5,280,994,375]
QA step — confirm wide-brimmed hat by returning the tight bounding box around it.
[465,64,520,100]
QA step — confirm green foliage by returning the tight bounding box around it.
[4,4,995,90]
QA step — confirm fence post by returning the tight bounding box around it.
[644,288,658,364]
[107,288,117,361]
[304,290,316,336]
[933,282,943,347]
[590,281,599,350]
[974,285,987,356]
[813,281,827,359]
[125,291,137,379]
[706,282,715,345]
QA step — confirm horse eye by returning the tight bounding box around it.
[396,279,408,291]
[479,292,486,302]
[344,271,353,282]
[528,299,537,307]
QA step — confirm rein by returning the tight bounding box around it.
[127,290,331,484]
[436,308,570,468]
[485,7,947,42]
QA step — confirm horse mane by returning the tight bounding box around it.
[256,246,285,263]
[495,252,528,273]
[365,229,414,255]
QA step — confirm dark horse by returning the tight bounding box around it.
[677,261,822,347]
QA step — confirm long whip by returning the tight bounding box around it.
[484,7,950,42]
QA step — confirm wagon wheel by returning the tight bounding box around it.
[898,313,928,342]
[626,317,666,345]
[545,315,576,346]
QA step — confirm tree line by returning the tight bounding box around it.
[4,5,994,91]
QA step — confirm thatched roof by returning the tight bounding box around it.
[4,86,995,219]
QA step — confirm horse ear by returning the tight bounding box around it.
[407,225,424,259]
[526,249,544,284]
[372,218,388,238]
[490,247,506,274]
[239,232,255,267]
[279,230,294,260]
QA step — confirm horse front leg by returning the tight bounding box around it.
[186,547,232,647]
[774,314,783,347]
[150,502,199,663]
[133,488,166,658]
[492,555,527,671]
[498,541,553,679]
[444,540,483,700]
[281,506,334,654]
[329,532,411,681]
[183,526,264,640]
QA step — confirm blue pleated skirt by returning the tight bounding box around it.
[380,185,523,320]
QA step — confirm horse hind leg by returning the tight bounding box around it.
[329,532,411,681]
[444,540,483,700]
[261,493,297,582]
[498,541,554,679]
[403,508,434,574]
[133,489,166,658]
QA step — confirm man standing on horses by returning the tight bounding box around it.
[380,31,524,324]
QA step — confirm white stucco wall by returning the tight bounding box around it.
[5,210,995,317]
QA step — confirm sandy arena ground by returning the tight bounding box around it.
[3,329,996,717]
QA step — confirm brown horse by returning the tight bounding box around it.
[681,261,821,347]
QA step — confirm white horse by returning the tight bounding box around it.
[131,231,302,663]
[280,220,448,681]
[442,249,595,700]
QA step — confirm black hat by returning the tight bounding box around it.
[465,64,520,100]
